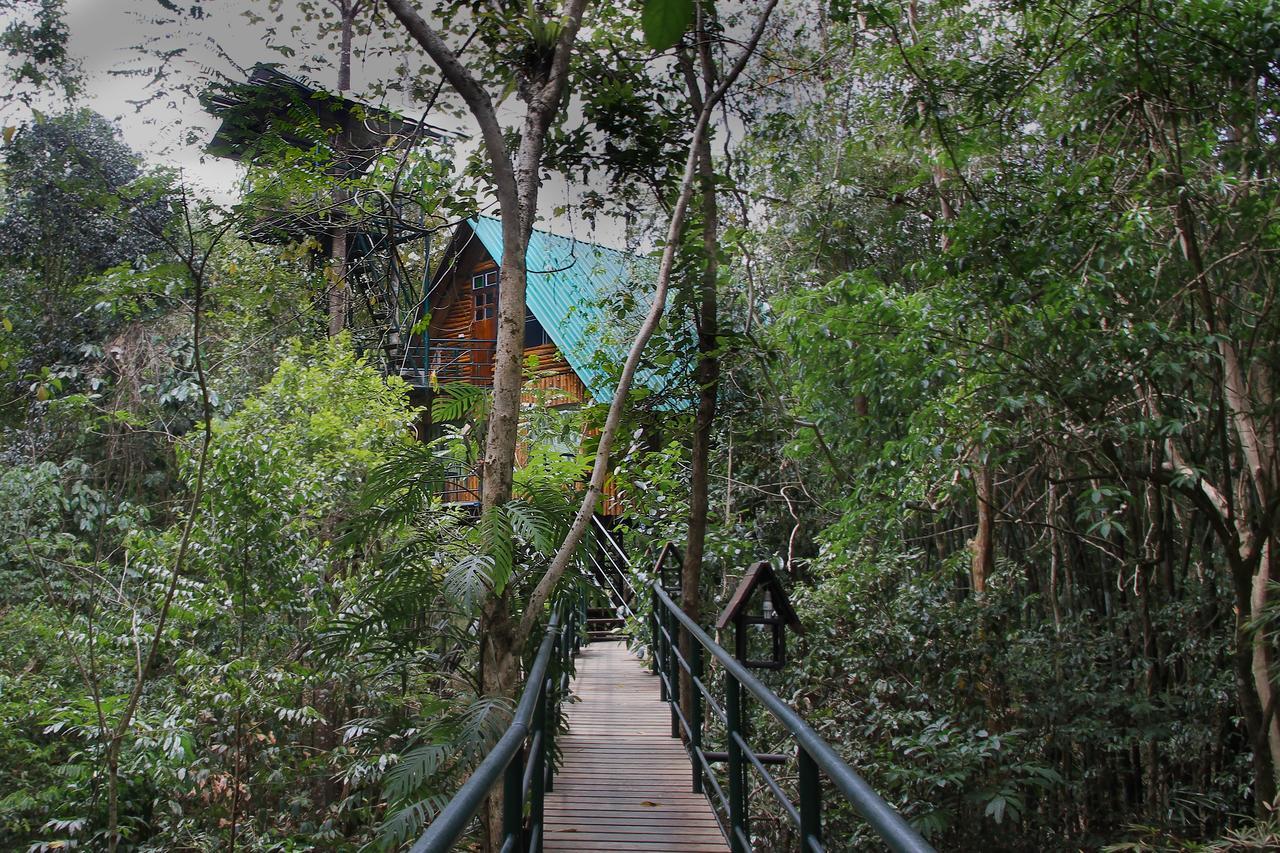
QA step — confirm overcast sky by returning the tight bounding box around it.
[58,1,447,200]
[40,0,624,243]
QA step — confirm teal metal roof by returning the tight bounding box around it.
[468,216,679,404]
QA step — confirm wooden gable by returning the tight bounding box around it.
[420,222,587,406]
[716,562,803,632]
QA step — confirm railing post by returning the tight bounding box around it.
[690,639,703,794]
[530,674,548,853]
[798,746,821,852]
[574,593,585,653]
[502,747,524,851]
[653,589,665,696]
[666,607,679,739]
[726,671,749,853]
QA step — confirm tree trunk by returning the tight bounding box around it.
[478,593,520,851]
[680,132,719,726]
[327,6,355,337]
[1230,552,1278,810]
[1168,180,1280,808]
[328,227,348,336]
[971,461,994,594]
[337,2,353,92]
[480,227,530,517]
[1251,540,1280,793]
[106,741,120,853]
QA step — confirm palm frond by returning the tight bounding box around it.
[458,695,515,760]
[431,383,488,424]
[375,794,451,851]
[444,554,495,611]
[478,504,515,595]
[383,742,454,803]
[506,498,555,554]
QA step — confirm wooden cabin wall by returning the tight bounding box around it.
[424,233,620,515]
[521,342,586,407]
[428,241,495,343]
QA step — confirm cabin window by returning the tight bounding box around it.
[474,289,496,321]
[524,308,551,348]
[471,270,499,289]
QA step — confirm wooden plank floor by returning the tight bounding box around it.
[544,640,728,852]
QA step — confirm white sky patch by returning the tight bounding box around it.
[9,1,631,244]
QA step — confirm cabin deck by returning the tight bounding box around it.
[544,641,728,852]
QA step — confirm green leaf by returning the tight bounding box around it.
[641,0,694,50]
[384,743,452,802]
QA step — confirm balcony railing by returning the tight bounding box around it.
[398,339,497,389]
[441,461,481,505]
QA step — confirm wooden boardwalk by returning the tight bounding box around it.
[543,640,728,852]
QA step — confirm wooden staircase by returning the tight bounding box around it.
[586,607,624,642]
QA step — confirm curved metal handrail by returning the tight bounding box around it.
[650,583,934,853]
[595,525,931,851]
[410,607,574,853]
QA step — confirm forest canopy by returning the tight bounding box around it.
[1,0,1279,850]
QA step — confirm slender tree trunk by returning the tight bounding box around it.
[517,0,782,643]
[328,4,355,336]
[381,6,587,849]
[477,592,519,850]
[103,197,224,853]
[1251,540,1280,786]
[1169,181,1280,807]
[972,461,994,594]
[680,131,719,723]
[337,2,353,92]
[328,227,348,336]
[106,744,120,853]
[481,226,531,517]
[1229,550,1278,809]
[471,218,536,849]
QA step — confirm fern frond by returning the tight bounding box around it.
[376,794,451,851]
[506,499,555,554]
[444,554,495,611]
[478,505,515,595]
[458,696,515,759]
[431,383,487,423]
[383,742,453,803]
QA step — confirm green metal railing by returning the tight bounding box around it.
[645,543,935,853]
[410,525,933,852]
[410,602,580,853]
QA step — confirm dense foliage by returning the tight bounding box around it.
[649,0,1280,848]
[2,0,1279,851]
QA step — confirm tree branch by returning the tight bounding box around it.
[517,0,781,644]
[383,0,519,212]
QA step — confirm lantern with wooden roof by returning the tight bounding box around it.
[716,561,803,670]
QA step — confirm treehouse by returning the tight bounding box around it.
[204,64,451,244]
[205,64,448,175]
[203,65,451,392]
[202,68,679,518]
[411,216,673,513]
